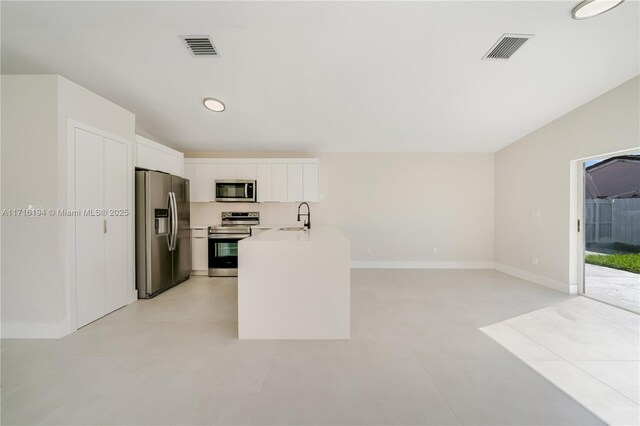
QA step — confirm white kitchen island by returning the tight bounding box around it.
[238,225,350,339]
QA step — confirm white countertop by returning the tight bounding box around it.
[250,222,301,230]
[243,225,348,243]
[190,224,213,229]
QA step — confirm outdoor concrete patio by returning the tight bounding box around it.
[585,264,640,313]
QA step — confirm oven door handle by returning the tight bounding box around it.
[208,234,249,240]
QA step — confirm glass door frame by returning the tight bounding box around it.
[573,147,639,312]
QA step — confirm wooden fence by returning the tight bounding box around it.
[585,198,640,246]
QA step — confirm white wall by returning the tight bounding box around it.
[1,75,63,331]
[188,152,495,267]
[494,76,640,293]
[1,75,135,337]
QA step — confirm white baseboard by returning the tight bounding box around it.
[351,260,495,269]
[1,318,71,339]
[191,270,209,276]
[494,263,575,294]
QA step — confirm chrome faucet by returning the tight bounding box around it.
[297,202,311,229]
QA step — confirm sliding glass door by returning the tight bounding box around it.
[581,152,640,313]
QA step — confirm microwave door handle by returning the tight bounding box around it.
[245,184,248,199]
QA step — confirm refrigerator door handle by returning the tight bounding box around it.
[170,192,178,251]
[167,193,174,250]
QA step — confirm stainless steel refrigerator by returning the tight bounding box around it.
[135,170,191,298]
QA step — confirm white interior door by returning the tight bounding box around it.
[75,128,105,327]
[103,138,129,314]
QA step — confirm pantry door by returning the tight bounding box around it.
[75,128,106,327]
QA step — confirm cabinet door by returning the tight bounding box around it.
[200,164,217,201]
[103,137,129,314]
[287,163,304,202]
[272,164,288,202]
[217,164,237,180]
[75,128,106,328]
[256,164,272,202]
[192,237,208,271]
[136,143,162,171]
[303,163,319,202]
[162,152,183,177]
[185,163,217,202]
[237,163,257,179]
[183,163,196,187]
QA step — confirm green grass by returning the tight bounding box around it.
[585,253,640,274]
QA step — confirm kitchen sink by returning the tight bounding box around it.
[278,226,306,231]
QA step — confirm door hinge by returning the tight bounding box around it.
[577,219,580,232]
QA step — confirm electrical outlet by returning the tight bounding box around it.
[532,257,538,266]
[433,248,439,255]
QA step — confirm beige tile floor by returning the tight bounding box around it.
[481,296,640,426]
[2,270,606,425]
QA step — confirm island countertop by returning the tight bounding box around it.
[238,224,351,340]
[243,225,348,243]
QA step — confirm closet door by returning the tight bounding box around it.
[103,138,129,314]
[75,129,105,327]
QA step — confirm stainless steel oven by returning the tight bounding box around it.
[215,180,256,202]
[208,212,259,277]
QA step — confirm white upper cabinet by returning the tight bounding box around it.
[135,135,184,177]
[287,164,304,202]
[237,163,257,180]
[303,163,320,202]
[184,163,217,202]
[256,164,272,202]
[271,164,289,202]
[216,163,237,180]
[136,142,163,171]
[216,163,257,180]
[183,158,319,203]
[161,152,183,177]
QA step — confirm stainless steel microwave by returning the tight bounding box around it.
[215,180,256,202]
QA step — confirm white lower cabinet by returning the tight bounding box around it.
[191,228,208,272]
[75,128,131,328]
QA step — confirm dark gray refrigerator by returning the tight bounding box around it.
[135,170,191,298]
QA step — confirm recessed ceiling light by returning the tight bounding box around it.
[572,0,625,19]
[203,97,225,112]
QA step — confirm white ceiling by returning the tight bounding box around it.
[2,1,638,153]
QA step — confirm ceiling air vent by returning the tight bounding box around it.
[482,34,533,61]
[180,35,219,57]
